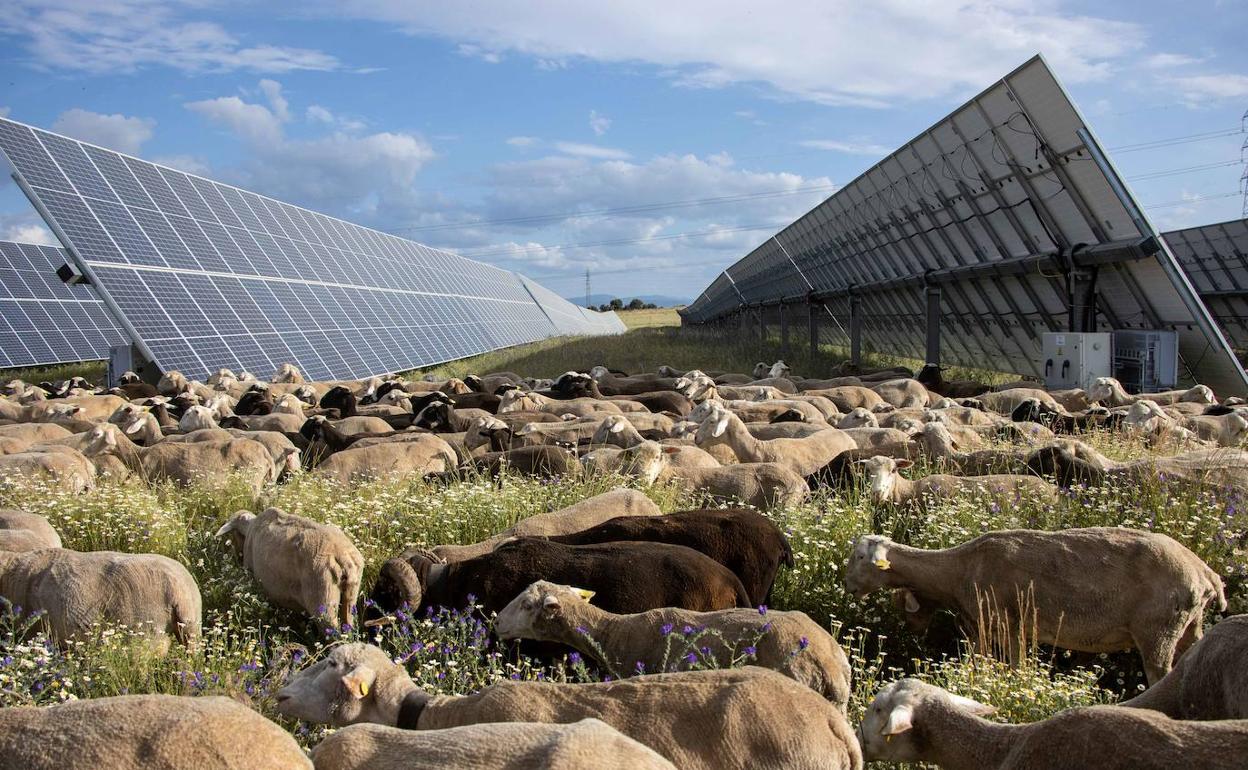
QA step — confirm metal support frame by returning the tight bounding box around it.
[780,302,790,355]
[850,296,863,365]
[925,284,942,366]
[808,299,819,360]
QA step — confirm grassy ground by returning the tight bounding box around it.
[3,321,1241,765]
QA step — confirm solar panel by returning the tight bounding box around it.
[517,274,627,336]
[0,117,622,382]
[0,239,128,369]
[681,55,1248,396]
[1163,218,1248,361]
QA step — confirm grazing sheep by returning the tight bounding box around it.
[275,644,863,770]
[801,385,886,413]
[169,428,301,480]
[496,581,850,709]
[455,445,581,479]
[1087,376,1215,407]
[1180,411,1248,446]
[431,488,661,563]
[311,720,676,770]
[368,537,750,621]
[0,447,96,493]
[845,528,1226,683]
[312,434,457,484]
[85,427,277,493]
[622,441,809,510]
[870,378,929,408]
[693,404,853,475]
[1120,614,1248,720]
[835,407,878,429]
[975,387,1064,415]
[546,508,792,605]
[179,404,219,432]
[0,422,73,444]
[591,414,721,466]
[107,403,163,445]
[272,362,305,384]
[0,694,311,770]
[216,507,363,629]
[859,678,1248,769]
[0,548,201,650]
[859,455,1057,509]
[0,509,61,552]
[157,370,190,396]
[499,390,624,417]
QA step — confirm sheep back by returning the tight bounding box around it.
[0,694,310,769]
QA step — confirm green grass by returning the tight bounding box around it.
[0,360,107,386]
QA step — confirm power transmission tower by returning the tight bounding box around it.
[585,268,591,308]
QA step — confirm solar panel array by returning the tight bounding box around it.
[0,117,622,382]
[681,55,1248,396]
[1163,218,1248,360]
[0,239,128,368]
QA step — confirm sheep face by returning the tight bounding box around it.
[845,534,895,597]
[619,441,667,485]
[118,371,141,386]
[157,371,190,396]
[179,405,218,432]
[768,361,790,379]
[465,417,508,451]
[752,363,768,379]
[272,363,305,384]
[918,423,957,456]
[861,457,912,505]
[275,643,399,726]
[214,511,256,561]
[1086,377,1118,404]
[693,406,732,447]
[838,408,877,429]
[1183,384,1215,404]
[858,679,994,763]
[206,368,236,386]
[493,581,595,641]
[463,375,485,392]
[591,415,629,445]
[273,394,306,415]
[293,385,318,405]
[588,365,611,382]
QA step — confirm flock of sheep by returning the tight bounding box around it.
[0,357,1247,768]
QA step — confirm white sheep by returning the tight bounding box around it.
[693,403,853,475]
[0,509,61,552]
[858,678,1248,769]
[845,528,1226,683]
[311,719,676,770]
[1120,614,1248,720]
[84,426,278,494]
[275,643,863,770]
[216,507,364,629]
[1087,376,1215,407]
[312,434,457,485]
[494,581,851,710]
[859,455,1058,509]
[178,404,219,432]
[622,441,809,510]
[0,694,311,770]
[0,548,201,650]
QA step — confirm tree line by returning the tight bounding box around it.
[591,298,659,312]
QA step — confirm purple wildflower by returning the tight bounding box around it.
[660,623,674,636]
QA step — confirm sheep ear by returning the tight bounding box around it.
[947,693,996,716]
[881,704,914,735]
[124,417,147,435]
[572,588,596,601]
[609,420,625,434]
[341,664,377,700]
[662,446,681,454]
[895,459,913,469]
[213,518,237,538]
[902,590,920,613]
[712,415,729,438]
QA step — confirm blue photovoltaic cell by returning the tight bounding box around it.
[0,240,129,368]
[0,117,623,381]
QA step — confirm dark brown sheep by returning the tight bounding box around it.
[915,364,988,399]
[367,537,752,621]
[546,509,792,606]
[460,445,580,478]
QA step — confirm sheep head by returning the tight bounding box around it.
[179,405,218,432]
[275,642,413,727]
[752,362,769,379]
[214,510,257,560]
[857,456,911,507]
[693,404,733,447]
[493,580,596,641]
[1085,376,1121,404]
[838,407,878,429]
[618,441,667,485]
[768,360,790,379]
[271,363,305,384]
[157,370,190,396]
[462,374,485,392]
[273,394,307,415]
[591,415,630,446]
[1183,384,1215,404]
[845,533,899,598]
[917,422,957,458]
[588,365,611,382]
[371,554,430,616]
[858,679,995,763]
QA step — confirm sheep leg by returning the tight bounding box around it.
[1134,626,1182,686]
[1172,611,1205,661]
[339,573,361,630]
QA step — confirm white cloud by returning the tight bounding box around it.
[1162,73,1248,103]
[589,110,611,136]
[506,136,539,147]
[330,1,1145,106]
[50,108,154,154]
[455,43,502,63]
[1,0,345,74]
[149,154,211,176]
[1143,52,1203,69]
[258,79,290,122]
[182,81,435,218]
[0,106,10,118]
[186,95,286,144]
[554,142,630,160]
[799,139,892,156]
[0,211,55,245]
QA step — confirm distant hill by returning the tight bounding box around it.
[570,293,691,308]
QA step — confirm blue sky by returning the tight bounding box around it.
[1,1,1246,303]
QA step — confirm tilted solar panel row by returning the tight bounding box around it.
[0,117,622,381]
[0,240,128,368]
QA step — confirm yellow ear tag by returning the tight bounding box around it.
[358,681,369,696]
[575,588,596,601]
[874,558,891,570]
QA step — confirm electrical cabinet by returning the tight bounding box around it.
[1113,330,1178,393]
[1041,333,1113,391]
